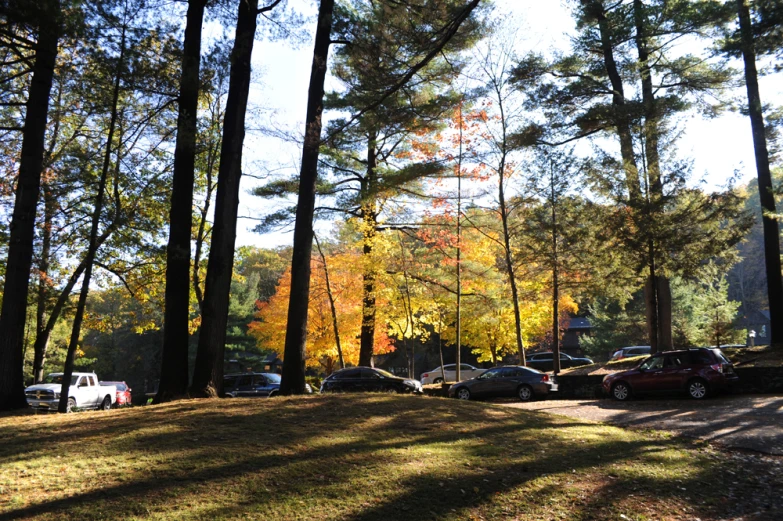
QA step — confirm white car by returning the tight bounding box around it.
[25,372,116,412]
[420,364,485,385]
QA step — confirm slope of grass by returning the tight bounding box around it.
[1,395,779,520]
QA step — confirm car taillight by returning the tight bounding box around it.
[541,374,549,382]
[422,373,429,378]
[710,363,723,373]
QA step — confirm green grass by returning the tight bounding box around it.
[0,395,778,520]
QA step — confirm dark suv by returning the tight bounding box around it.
[602,348,738,400]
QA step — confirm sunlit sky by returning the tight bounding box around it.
[228,0,782,249]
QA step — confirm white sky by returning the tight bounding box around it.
[231,0,782,249]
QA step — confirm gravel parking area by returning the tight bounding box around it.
[503,395,783,455]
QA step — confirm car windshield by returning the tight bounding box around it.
[43,374,78,385]
[374,368,396,378]
[264,374,281,383]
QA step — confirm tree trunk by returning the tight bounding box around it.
[314,234,344,369]
[737,0,783,347]
[191,0,260,397]
[0,0,60,410]
[33,182,54,383]
[279,0,336,395]
[496,100,525,366]
[550,161,561,374]
[634,0,672,351]
[358,133,378,367]
[456,101,463,382]
[157,0,207,403]
[58,25,126,413]
[590,0,642,205]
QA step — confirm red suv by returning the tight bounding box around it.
[602,348,738,400]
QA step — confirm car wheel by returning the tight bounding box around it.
[433,377,444,384]
[611,382,631,401]
[456,387,471,400]
[517,384,534,402]
[66,398,76,413]
[268,391,277,398]
[687,378,709,400]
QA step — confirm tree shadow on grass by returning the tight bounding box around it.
[1,395,779,520]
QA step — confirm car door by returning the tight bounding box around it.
[233,375,254,397]
[469,368,502,397]
[632,355,665,392]
[361,369,384,392]
[337,369,363,392]
[493,367,522,396]
[657,352,692,391]
[559,354,573,369]
[251,375,270,396]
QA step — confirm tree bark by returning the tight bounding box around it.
[33,181,54,383]
[279,0,336,395]
[358,133,378,367]
[634,0,672,352]
[157,0,208,403]
[58,24,126,413]
[550,162,561,374]
[0,0,60,410]
[191,0,261,397]
[737,0,783,347]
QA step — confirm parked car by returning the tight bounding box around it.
[602,348,738,401]
[320,367,423,394]
[526,352,593,372]
[448,366,557,402]
[99,381,131,407]
[25,373,116,412]
[420,364,485,384]
[223,373,312,397]
[610,346,652,360]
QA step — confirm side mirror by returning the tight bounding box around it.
[127,388,132,392]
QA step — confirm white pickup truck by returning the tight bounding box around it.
[25,372,116,412]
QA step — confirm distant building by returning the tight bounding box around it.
[560,316,592,356]
[745,310,771,346]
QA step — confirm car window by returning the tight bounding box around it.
[252,375,267,387]
[534,354,553,360]
[334,369,361,379]
[374,368,396,378]
[664,353,688,367]
[443,365,456,370]
[639,356,664,370]
[114,383,127,391]
[361,369,381,379]
[237,375,252,390]
[559,354,571,360]
[264,373,281,384]
[459,364,475,371]
[87,376,96,386]
[512,367,533,377]
[478,368,501,379]
[76,377,86,387]
[223,376,238,390]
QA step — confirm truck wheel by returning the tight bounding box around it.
[67,398,76,413]
[101,396,112,410]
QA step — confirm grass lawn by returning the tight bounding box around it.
[1,394,779,520]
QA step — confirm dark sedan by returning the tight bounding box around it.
[320,367,423,394]
[526,352,593,372]
[602,348,738,400]
[448,366,557,401]
[223,372,283,398]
